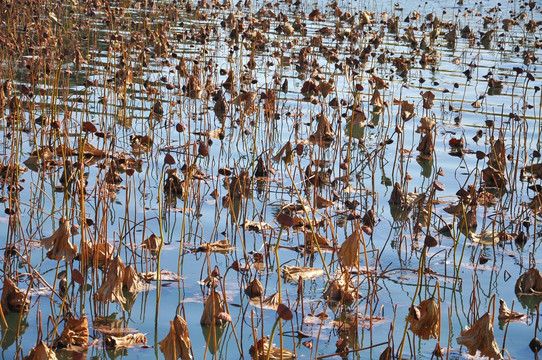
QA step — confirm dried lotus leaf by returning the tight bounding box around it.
[106,333,147,349]
[41,218,77,262]
[323,273,355,305]
[515,267,542,308]
[23,341,57,360]
[123,266,144,294]
[245,279,263,299]
[141,234,162,252]
[282,266,324,283]
[197,239,234,253]
[338,230,360,268]
[159,315,191,360]
[95,256,126,304]
[55,316,89,348]
[200,291,225,326]
[1,277,29,314]
[498,299,524,321]
[249,337,294,360]
[407,298,440,340]
[456,312,502,359]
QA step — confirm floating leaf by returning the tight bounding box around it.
[282,266,324,283]
[106,333,147,349]
[249,337,294,360]
[197,239,234,253]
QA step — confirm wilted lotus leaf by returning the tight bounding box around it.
[159,315,191,360]
[106,333,147,349]
[323,272,355,305]
[187,75,203,99]
[282,266,324,283]
[421,90,435,109]
[141,234,162,253]
[300,79,319,99]
[470,230,501,245]
[389,182,405,205]
[488,139,507,170]
[418,116,435,132]
[315,195,334,209]
[55,316,89,349]
[417,132,434,160]
[95,256,126,304]
[456,312,502,359]
[200,290,226,326]
[245,278,263,299]
[458,209,477,235]
[370,88,383,111]
[407,298,440,340]
[338,230,360,268]
[398,100,415,121]
[23,341,57,360]
[123,266,144,295]
[272,142,294,164]
[249,337,294,360]
[304,231,331,253]
[165,169,185,198]
[254,157,269,178]
[129,135,153,154]
[197,239,234,253]
[80,240,114,267]
[524,163,542,179]
[480,30,494,48]
[41,218,77,262]
[232,91,258,116]
[482,166,506,189]
[243,221,273,232]
[1,277,29,314]
[311,113,334,145]
[79,141,107,157]
[262,292,280,310]
[498,299,524,321]
[515,267,542,308]
[318,79,334,98]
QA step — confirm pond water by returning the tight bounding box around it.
[0,0,542,359]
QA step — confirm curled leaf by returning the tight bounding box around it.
[55,316,89,348]
[23,341,57,360]
[41,218,77,262]
[106,333,147,349]
[498,299,524,321]
[159,315,192,360]
[249,337,294,360]
[407,298,440,340]
[1,277,29,314]
[200,290,225,326]
[95,256,126,304]
[456,312,502,359]
[338,230,360,268]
